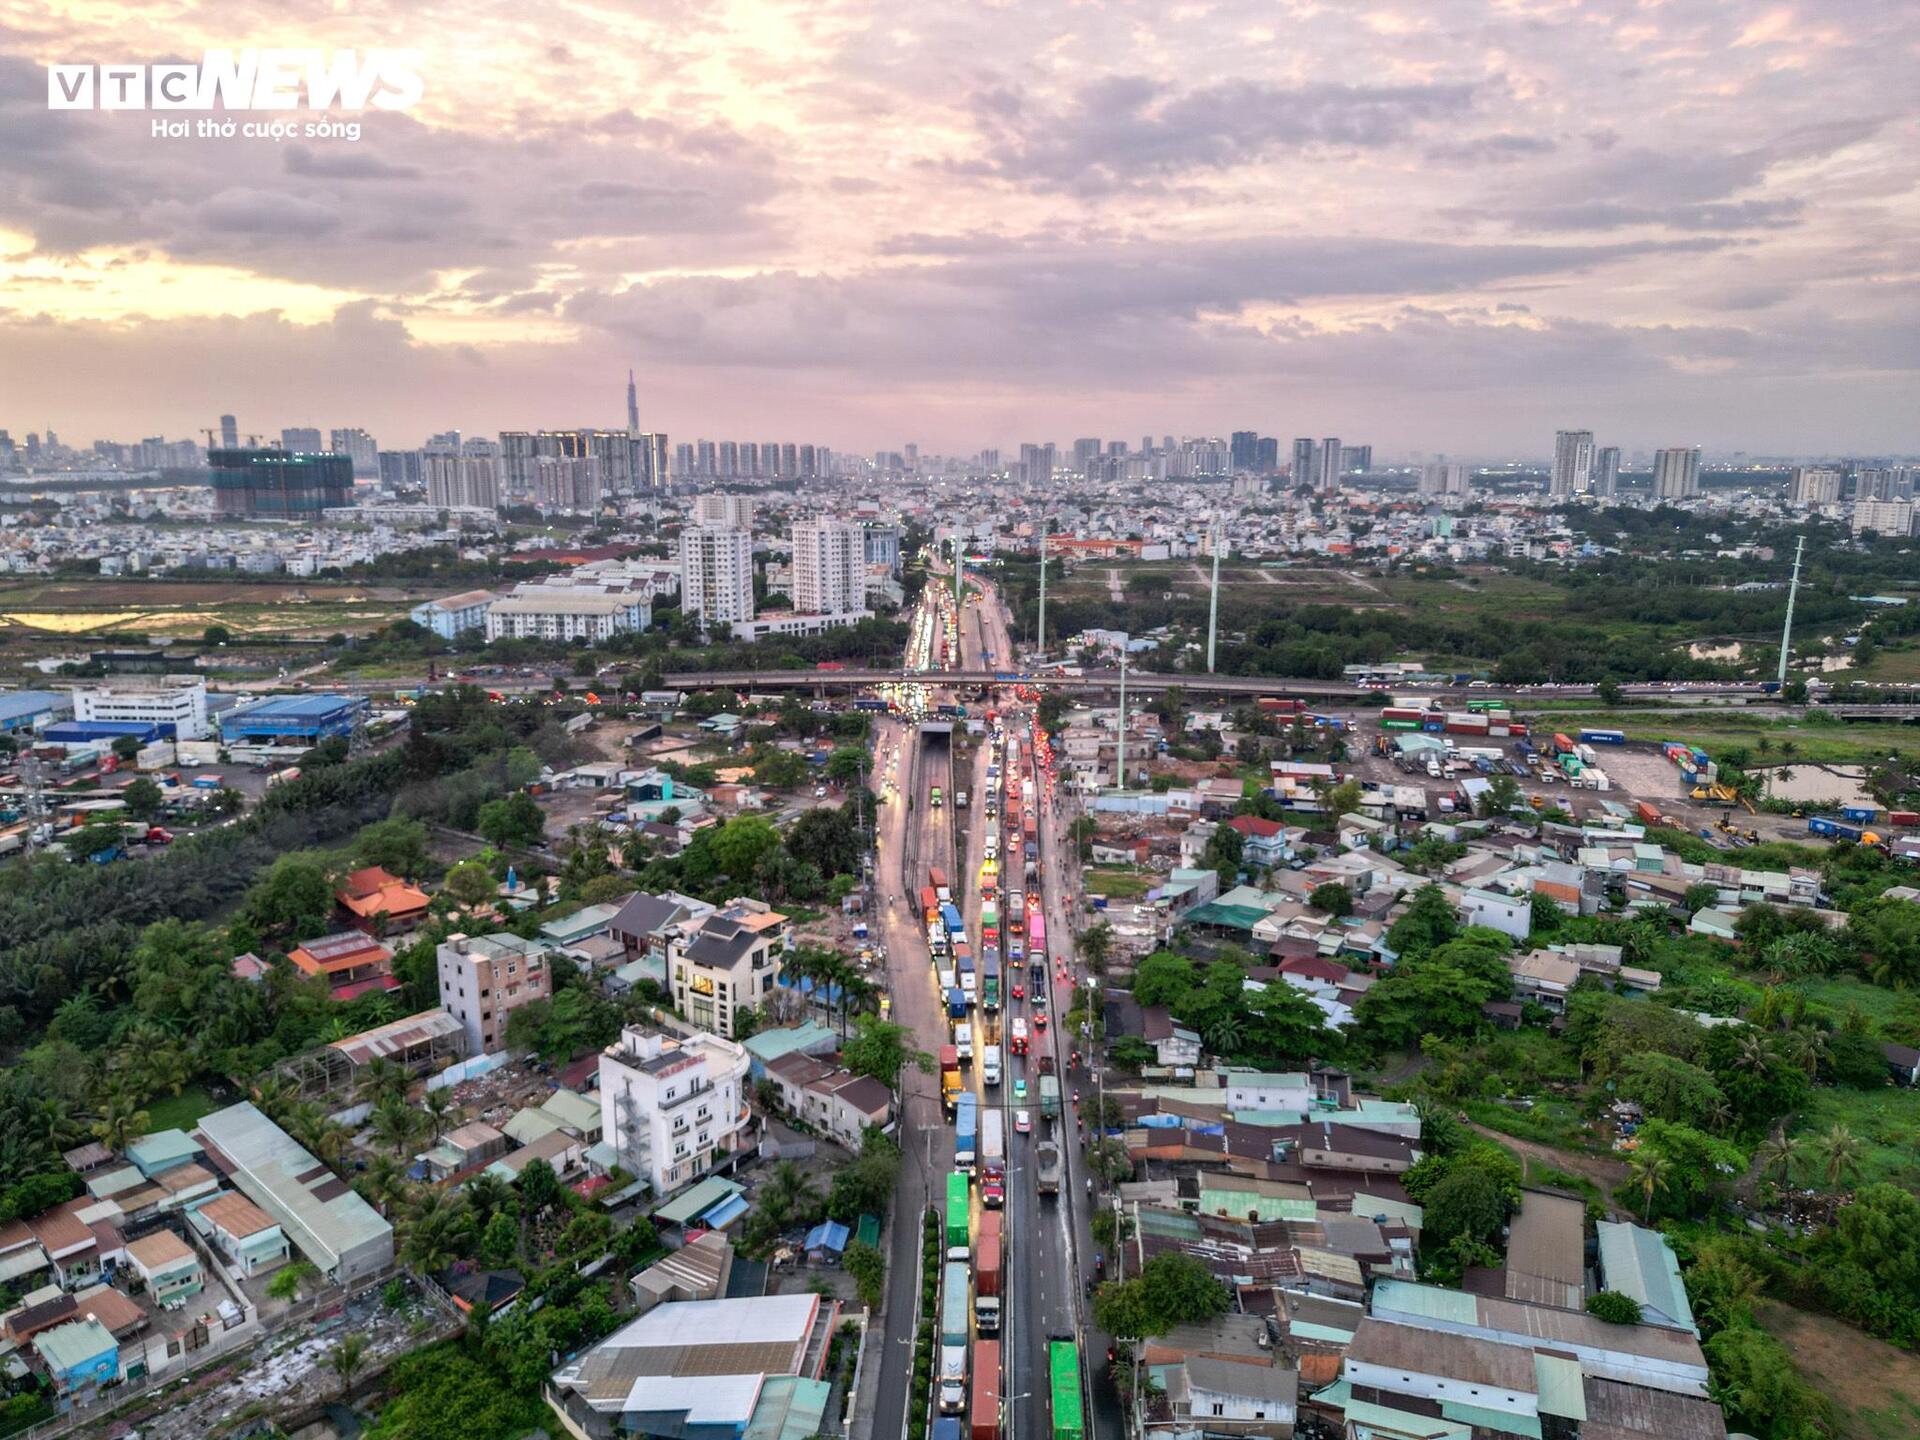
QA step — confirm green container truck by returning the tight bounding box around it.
[1038,1074,1062,1119]
[944,1171,970,1256]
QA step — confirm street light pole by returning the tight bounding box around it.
[1037,517,1049,660]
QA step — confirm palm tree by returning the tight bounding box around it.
[328,1333,368,1400]
[1783,1026,1828,1079]
[1779,739,1797,758]
[423,1089,455,1145]
[1756,1135,1801,1188]
[251,1074,296,1120]
[401,1191,470,1275]
[1817,1124,1862,1188]
[357,1153,407,1215]
[1631,1150,1671,1225]
[1205,1014,1242,1057]
[355,1058,406,1109]
[371,1098,422,1156]
[464,1172,514,1227]
[91,1092,150,1154]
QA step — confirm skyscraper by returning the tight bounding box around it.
[1590,446,1621,498]
[1551,430,1594,497]
[1419,463,1468,497]
[281,426,323,453]
[1652,447,1702,500]
[425,436,502,509]
[718,441,739,479]
[1073,438,1103,475]
[1255,437,1280,473]
[219,414,238,449]
[1230,431,1258,471]
[681,526,756,633]
[791,518,867,615]
[781,443,798,479]
[329,427,379,477]
[499,429,662,497]
[1292,438,1317,489]
[1020,443,1055,487]
[626,370,639,432]
[1319,438,1342,493]
[1344,444,1372,474]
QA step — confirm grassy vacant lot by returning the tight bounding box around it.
[1790,1085,1920,1192]
[1528,710,1918,766]
[1758,1300,1920,1440]
[1084,867,1153,900]
[144,1084,223,1132]
[0,578,413,639]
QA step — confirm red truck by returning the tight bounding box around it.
[1889,811,1919,829]
[975,1213,1002,1335]
[969,1339,1001,1440]
[1634,801,1663,826]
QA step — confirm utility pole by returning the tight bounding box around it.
[953,535,963,615]
[1777,534,1806,688]
[1206,514,1223,673]
[1036,517,1048,660]
[1115,651,1127,791]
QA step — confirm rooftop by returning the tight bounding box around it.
[1505,1190,1588,1311]
[194,1102,391,1272]
[196,1192,277,1239]
[1347,1316,1536,1392]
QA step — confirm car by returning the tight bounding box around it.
[1033,1011,1048,1030]
[1014,1109,1031,1134]
[814,786,827,798]
[1014,1078,1028,1103]
[1011,980,1024,999]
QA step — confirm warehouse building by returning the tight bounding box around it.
[194,1102,393,1282]
[220,694,368,746]
[0,690,72,734]
[72,677,210,741]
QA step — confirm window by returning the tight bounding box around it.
[1210,1403,1223,1417]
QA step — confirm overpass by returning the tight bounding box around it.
[664,667,1379,700]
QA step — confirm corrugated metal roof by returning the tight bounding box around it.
[1596,1221,1696,1333]
[1371,1278,1478,1323]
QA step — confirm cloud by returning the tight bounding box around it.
[959,74,1478,193]
[1506,198,1805,233]
[1425,134,1557,166]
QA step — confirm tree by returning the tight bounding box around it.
[356,817,431,879]
[1314,778,1363,819]
[122,776,165,820]
[825,747,868,785]
[1386,883,1458,959]
[844,1239,885,1308]
[267,1259,319,1301]
[1704,1322,1833,1440]
[111,734,144,763]
[1595,678,1623,706]
[1238,982,1330,1067]
[1478,773,1522,818]
[1586,1291,1643,1325]
[444,859,497,910]
[708,815,782,886]
[1615,1053,1729,1130]
[1630,1149,1670,1225]
[247,853,335,938]
[516,1157,563,1216]
[329,1333,368,1400]
[90,1092,149,1153]
[1308,882,1353,918]
[1683,882,1721,914]
[1814,1123,1862,1189]
[1423,1164,1508,1252]
[843,1016,928,1090]
[477,791,545,848]
[479,1210,519,1268]
[1079,920,1114,973]
[1092,1253,1229,1339]
[1849,898,1920,989]
[203,624,233,646]
[1626,1120,1744,1220]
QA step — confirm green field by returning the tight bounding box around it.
[144,1084,224,1132]
[1789,1085,1920,1192]
[1084,867,1152,900]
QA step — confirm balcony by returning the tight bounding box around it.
[659,1079,713,1113]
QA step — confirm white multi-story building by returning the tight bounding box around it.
[668,901,788,1038]
[1590,446,1621,497]
[483,588,650,643]
[1318,437,1342,493]
[680,526,755,634]
[72,676,210,741]
[1418,463,1468,497]
[1851,499,1915,538]
[694,493,754,529]
[1789,466,1843,506]
[1652,446,1701,500]
[597,1026,753,1199]
[409,588,497,639]
[423,437,502,510]
[1550,430,1593,497]
[789,517,866,616]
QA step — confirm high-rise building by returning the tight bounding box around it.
[378,449,423,488]
[1255,437,1280,473]
[680,527,755,633]
[1020,443,1055,487]
[1292,438,1318,489]
[1073,438,1103,475]
[500,429,663,497]
[1789,466,1843,506]
[1590,447,1621,498]
[695,440,716,478]
[1344,444,1372,474]
[863,522,902,573]
[1319,438,1342,493]
[1854,467,1916,502]
[1652,447,1701,500]
[694,494,754,529]
[209,448,354,517]
[1230,431,1258,471]
[1851,499,1916,537]
[626,369,640,432]
[531,455,601,512]
[219,414,238,449]
[674,442,696,478]
[780,442,798,479]
[718,441,739,479]
[329,427,379,477]
[799,444,817,478]
[424,436,502,510]
[790,518,867,615]
[281,427,323,453]
[1551,430,1594,497]
[1419,463,1468,497]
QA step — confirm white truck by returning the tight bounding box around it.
[981,1044,1002,1087]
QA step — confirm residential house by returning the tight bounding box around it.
[33,1317,118,1403]
[1504,1190,1586,1310]
[1228,815,1292,869]
[1597,1221,1698,1334]
[1161,1357,1298,1439]
[336,866,431,933]
[189,1192,290,1276]
[597,1026,753,1200]
[1508,950,1582,1011]
[25,1201,101,1291]
[1884,1042,1920,1086]
[609,891,712,967]
[123,1230,203,1307]
[287,931,401,1002]
[436,932,552,1056]
[628,1230,733,1314]
[539,902,625,952]
[669,901,788,1039]
[1461,888,1531,941]
[1141,1006,1203,1070]
[762,1054,894,1148]
[417,1121,510,1182]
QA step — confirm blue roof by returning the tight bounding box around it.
[229,694,363,720]
[804,1220,850,1253]
[701,1193,750,1228]
[0,691,64,722]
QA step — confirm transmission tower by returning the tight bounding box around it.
[1777,534,1806,687]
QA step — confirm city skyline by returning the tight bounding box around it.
[1,2,1917,452]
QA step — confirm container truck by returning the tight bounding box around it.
[955,1094,979,1171]
[949,989,969,1022]
[1038,1074,1062,1118]
[970,1340,1001,1440]
[982,1045,1002,1089]
[1048,1337,1085,1440]
[1034,1138,1062,1196]
[940,1046,962,1111]
[1008,890,1026,924]
[980,1109,1006,1207]
[939,1262,971,1413]
[931,867,951,903]
[1552,732,1576,755]
[982,956,1000,1011]
[945,1171,970,1257]
[1634,801,1663,826]
[974,1213,1003,1334]
[920,885,940,922]
[941,902,966,935]
[954,1021,972,1059]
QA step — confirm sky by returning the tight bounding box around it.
[1,0,1916,459]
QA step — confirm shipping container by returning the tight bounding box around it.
[1841,806,1877,824]
[975,1212,1003,1334]
[1889,811,1920,828]
[1552,733,1576,755]
[955,1095,979,1171]
[1634,801,1663,826]
[945,1172,970,1253]
[980,1108,1005,1205]
[1580,729,1626,745]
[1048,1339,1085,1440]
[939,1262,972,1412]
[940,1046,962,1110]
[970,1341,1002,1440]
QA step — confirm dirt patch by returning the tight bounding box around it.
[1757,1300,1920,1440]
[1465,1123,1631,1211]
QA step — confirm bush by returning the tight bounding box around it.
[1585,1291,1644,1325]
